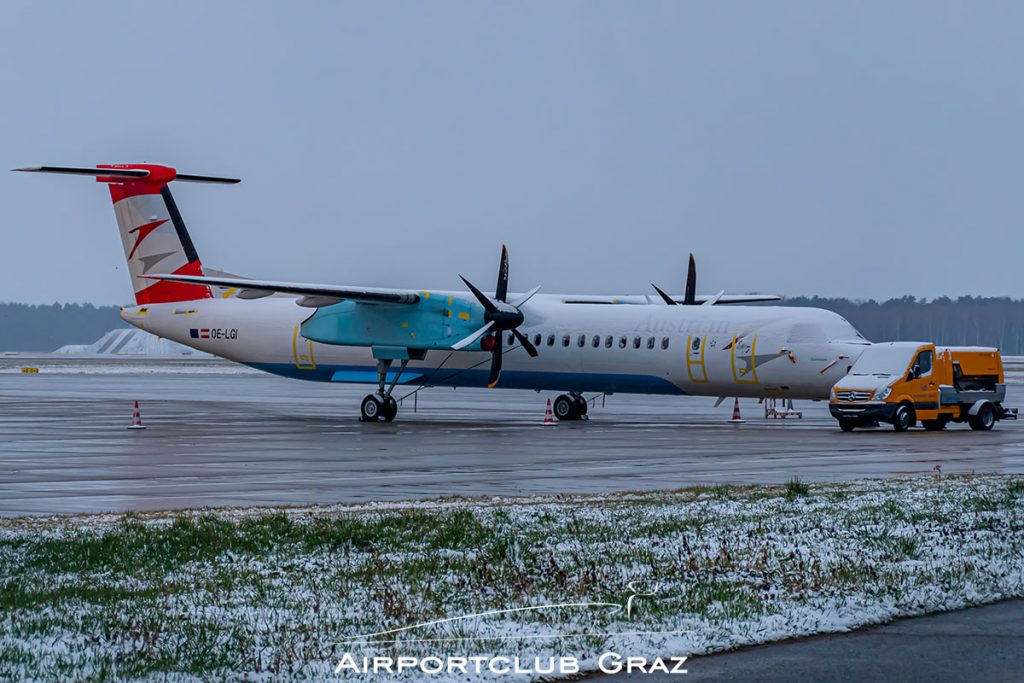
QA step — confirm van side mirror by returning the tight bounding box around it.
[909,365,921,380]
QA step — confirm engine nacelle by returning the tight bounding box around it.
[300,294,488,351]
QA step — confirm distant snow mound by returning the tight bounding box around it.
[55,328,211,357]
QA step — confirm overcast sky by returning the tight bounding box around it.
[1,2,1022,305]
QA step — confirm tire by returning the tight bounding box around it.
[553,394,578,421]
[573,394,588,417]
[892,404,914,432]
[360,394,384,422]
[921,419,946,431]
[838,419,857,432]
[969,403,996,431]
[382,396,398,423]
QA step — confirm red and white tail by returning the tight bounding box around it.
[15,164,239,305]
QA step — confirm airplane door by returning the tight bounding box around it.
[292,324,317,370]
[686,335,708,383]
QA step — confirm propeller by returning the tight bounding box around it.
[652,252,699,306]
[452,245,540,388]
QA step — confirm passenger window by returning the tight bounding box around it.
[661,337,670,350]
[647,337,655,349]
[562,334,571,347]
[619,336,627,349]
[914,350,933,377]
[533,333,542,346]
[547,334,555,347]
[578,334,586,348]
[633,336,641,349]
[508,334,515,345]
[605,335,613,348]
[592,335,600,348]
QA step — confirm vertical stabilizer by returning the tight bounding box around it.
[14,163,239,305]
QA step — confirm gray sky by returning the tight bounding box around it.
[2,1,1022,305]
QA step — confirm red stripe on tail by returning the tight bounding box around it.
[134,260,212,305]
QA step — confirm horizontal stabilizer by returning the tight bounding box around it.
[13,165,240,184]
[143,273,421,306]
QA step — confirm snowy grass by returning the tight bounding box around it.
[1,475,1023,680]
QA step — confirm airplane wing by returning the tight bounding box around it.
[143,274,420,307]
[561,293,781,305]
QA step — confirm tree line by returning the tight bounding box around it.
[2,296,1024,354]
[778,296,1024,355]
[0,302,125,352]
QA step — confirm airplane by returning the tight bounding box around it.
[15,163,873,423]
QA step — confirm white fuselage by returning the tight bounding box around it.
[122,293,870,399]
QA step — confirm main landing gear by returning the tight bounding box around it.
[360,358,408,423]
[553,393,588,421]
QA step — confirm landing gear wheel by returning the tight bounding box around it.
[382,396,398,423]
[892,404,914,432]
[553,394,579,421]
[838,419,857,432]
[573,394,588,419]
[360,394,384,422]
[922,419,947,431]
[969,403,996,431]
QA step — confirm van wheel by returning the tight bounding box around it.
[838,420,857,432]
[892,404,914,432]
[969,403,996,431]
[921,419,946,431]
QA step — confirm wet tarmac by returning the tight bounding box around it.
[2,358,1024,516]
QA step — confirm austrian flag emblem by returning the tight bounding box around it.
[189,328,210,339]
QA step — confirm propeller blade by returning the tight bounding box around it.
[651,283,677,306]
[487,336,503,388]
[684,253,697,305]
[459,275,497,312]
[701,290,725,306]
[509,285,541,308]
[451,321,495,350]
[513,329,539,357]
[495,244,510,303]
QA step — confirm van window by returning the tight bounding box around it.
[914,350,933,377]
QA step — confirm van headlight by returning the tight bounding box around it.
[875,387,891,400]
[830,387,837,400]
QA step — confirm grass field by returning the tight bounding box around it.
[2,475,1023,680]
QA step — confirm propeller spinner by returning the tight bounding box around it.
[451,245,540,388]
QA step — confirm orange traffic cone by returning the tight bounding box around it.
[728,398,745,423]
[127,400,146,430]
[543,398,555,425]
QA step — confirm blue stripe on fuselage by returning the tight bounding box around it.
[243,362,686,395]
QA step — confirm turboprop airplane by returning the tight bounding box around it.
[16,164,872,422]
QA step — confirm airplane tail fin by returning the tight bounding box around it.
[14,164,239,305]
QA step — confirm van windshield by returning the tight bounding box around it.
[849,345,916,377]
